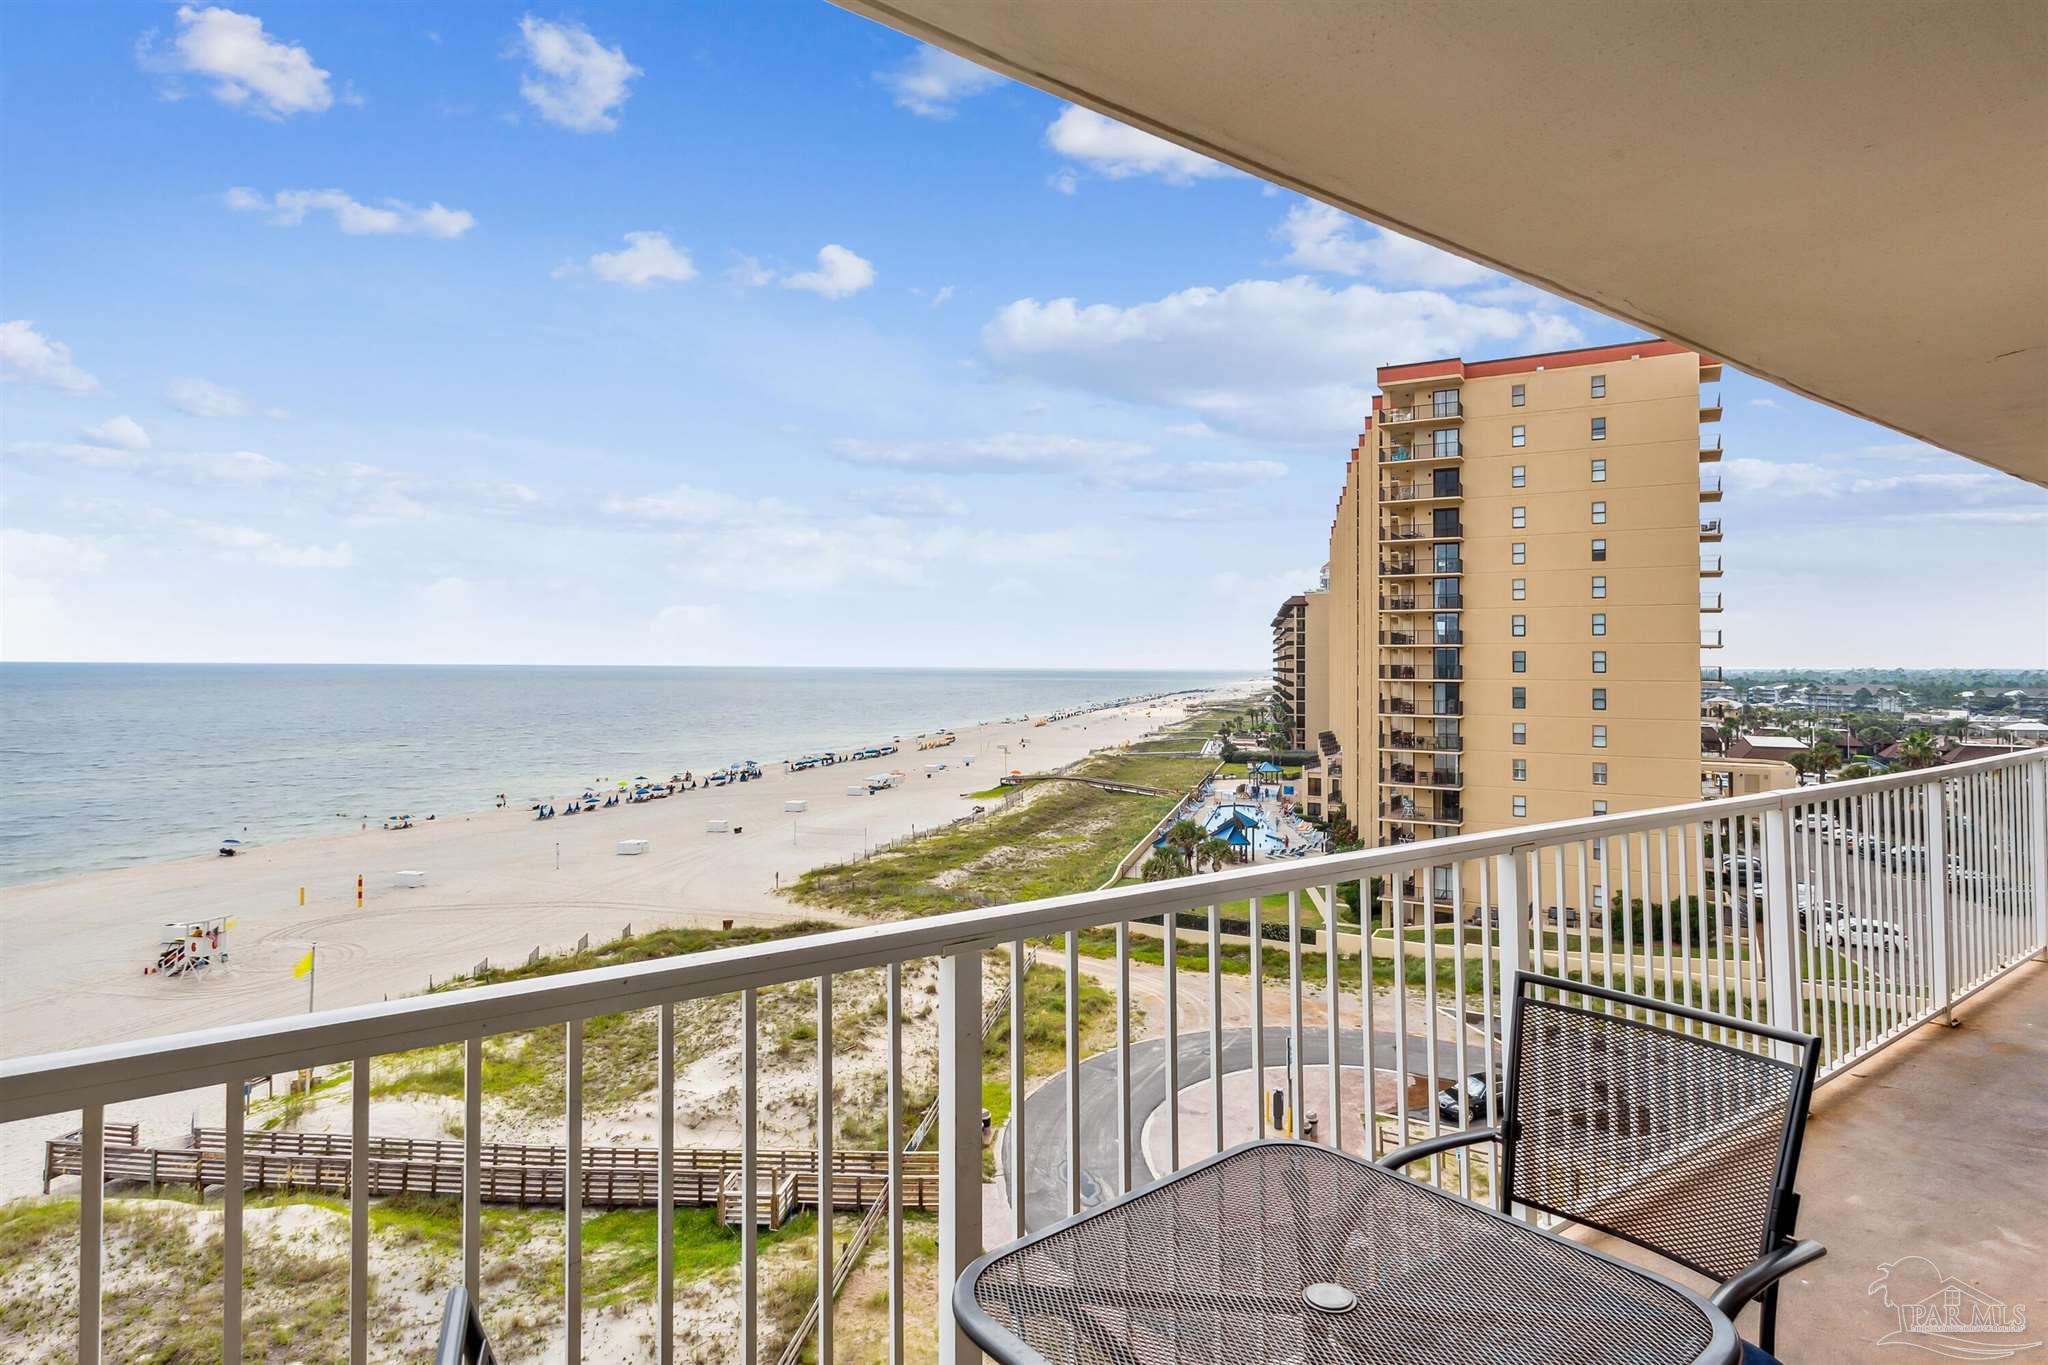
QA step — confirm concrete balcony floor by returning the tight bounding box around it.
[1586,959,2048,1360]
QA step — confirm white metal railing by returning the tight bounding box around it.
[2,750,2042,1363]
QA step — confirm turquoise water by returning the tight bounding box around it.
[0,664,1245,886]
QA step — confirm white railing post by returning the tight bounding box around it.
[937,950,984,1365]
[1925,778,1953,1023]
[1496,850,1526,1055]
[1761,802,1801,1057]
[2029,758,2048,961]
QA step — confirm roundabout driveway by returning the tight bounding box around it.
[1007,1024,1478,1232]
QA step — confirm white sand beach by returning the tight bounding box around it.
[0,689,1243,1197]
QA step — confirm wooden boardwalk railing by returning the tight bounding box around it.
[44,1126,940,1212]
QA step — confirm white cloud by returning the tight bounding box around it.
[1204,567,1321,601]
[194,522,353,567]
[1165,421,1218,439]
[568,231,697,288]
[726,254,776,288]
[514,16,638,133]
[1747,397,1781,409]
[877,45,1004,118]
[1,529,110,577]
[167,376,274,418]
[783,245,876,300]
[226,187,475,238]
[0,320,100,394]
[850,483,969,519]
[1047,170,1079,196]
[600,483,744,525]
[831,433,1153,475]
[930,285,956,308]
[1275,202,1495,289]
[139,5,334,119]
[1722,456,2005,500]
[983,276,1583,443]
[1046,106,1230,185]
[5,439,286,486]
[79,416,152,451]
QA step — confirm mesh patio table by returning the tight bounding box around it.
[957,1140,1739,1365]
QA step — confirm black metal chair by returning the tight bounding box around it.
[435,1284,499,1365]
[1380,971,1825,1359]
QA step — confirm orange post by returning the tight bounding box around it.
[356,874,363,910]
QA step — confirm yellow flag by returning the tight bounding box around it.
[292,948,315,978]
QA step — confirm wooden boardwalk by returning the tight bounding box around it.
[43,1124,940,1212]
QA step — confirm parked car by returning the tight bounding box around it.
[1436,1071,1498,1125]
[1719,853,1763,884]
[1823,917,1906,951]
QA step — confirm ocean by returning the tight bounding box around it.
[0,664,1247,887]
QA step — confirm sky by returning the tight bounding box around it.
[2,3,2043,671]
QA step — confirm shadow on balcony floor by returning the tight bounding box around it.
[1586,959,2048,1360]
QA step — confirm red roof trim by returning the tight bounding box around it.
[1379,339,1717,385]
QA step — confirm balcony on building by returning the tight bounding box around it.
[1381,479,1463,504]
[1700,554,1724,576]
[1700,475,1723,502]
[1379,436,1462,464]
[1701,435,1723,462]
[1377,398,1464,428]
[1700,517,1724,541]
[1703,629,1725,648]
[1700,392,1723,422]
[1702,664,1725,683]
[1701,592,1724,613]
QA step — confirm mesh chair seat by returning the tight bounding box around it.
[961,1142,1735,1365]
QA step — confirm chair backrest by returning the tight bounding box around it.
[436,1285,498,1365]
[1502,972,1820,1283]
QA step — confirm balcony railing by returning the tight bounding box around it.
[1379,400,1463,425]
[1701,555,1724,576]
[1380,439,1462,463]
[6,752,2042,1363]
[1380,630,1416,646]
[1379,664,1417,680]
[1380,596,1419,612]
[1382,481,1462,502]
[1701,592,1724,612]
[1380,559,1419,576]
[1701,436,1723,462]
[1703,665,1725,683]
[1700,476,1723,501]
[1703,629,1725,648]
[1700,518,1723,539]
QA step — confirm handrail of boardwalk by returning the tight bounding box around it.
[4,748,2043,1365]
[6,748,2035,1121]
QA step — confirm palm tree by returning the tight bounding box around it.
[1198,836,1236,871]
[1141,847,1189,882]
[1807,740,1841,780]
[1164,819,1205,864]
[1900,729,1938,770]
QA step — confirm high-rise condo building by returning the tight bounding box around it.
[1306,340,1722,845]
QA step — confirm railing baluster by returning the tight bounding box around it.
[1114,921,1132,1197]
[464,1035,482,1301]
[1164,906,1180,1170]
[1449,861,1470,1194]
[1423,863,1444,1181]
[2026,759,2047,960]
[1208,905,1224,1158]
[79,1103,102,1365]
[566,1020,584,1365]
[1619,832,1637,1000]
[936,950,983,1365]
[656,1007,673,1365]
[741,988,758,1365]
[1250,894,1266,1141]
[1386,879,1407,1154]
[817,975,833,1364]
[1655,828,1675,1028]
[1287,888,1306,1142]
[223,1080,243,1365]
[350,1053,370,1364]
[1009,939,1026,1237]
[1065,932,1082,1215]
[1323,882,1341,1152]
[1356,883,1376,1160]
[885,964,903,1365]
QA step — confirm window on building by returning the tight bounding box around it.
[1512,795,1527,818]
[1591,538,1607,562]
[1511,426,1527,449]
[1512,542,1527,565]
[1591,500,1608,524]
[1511,383,1526,407]
[1511,464,1526,487]
[1593,800,1608,816]
[1592,761,1608,785]
[1511,686,1526,709]
[1591,457,1607,483]
[1592,687,1608,711]
[1592,724,1608,748]
[1591,612,1607,636]
[1592,575,1607,599]
[1512,759,1527,781]
[1511,577,1526,601]
[1511,505,1527,529]
[1591,374,1606,398]
[1512,722,1527,746]
[1511,614,1526,637]
[1591,417,1607,441]
[1511,650,1527,674]
[1433,427,1460,456]
[1592,650,1608,674]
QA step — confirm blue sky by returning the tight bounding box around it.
[3,3,2043,669]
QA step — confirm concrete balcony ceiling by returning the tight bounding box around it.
[836,0,2048,488]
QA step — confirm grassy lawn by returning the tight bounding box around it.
[788,780,1181,918]
[1072,748,1215,791]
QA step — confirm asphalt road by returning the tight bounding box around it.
[1008,1025,1476,1231]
